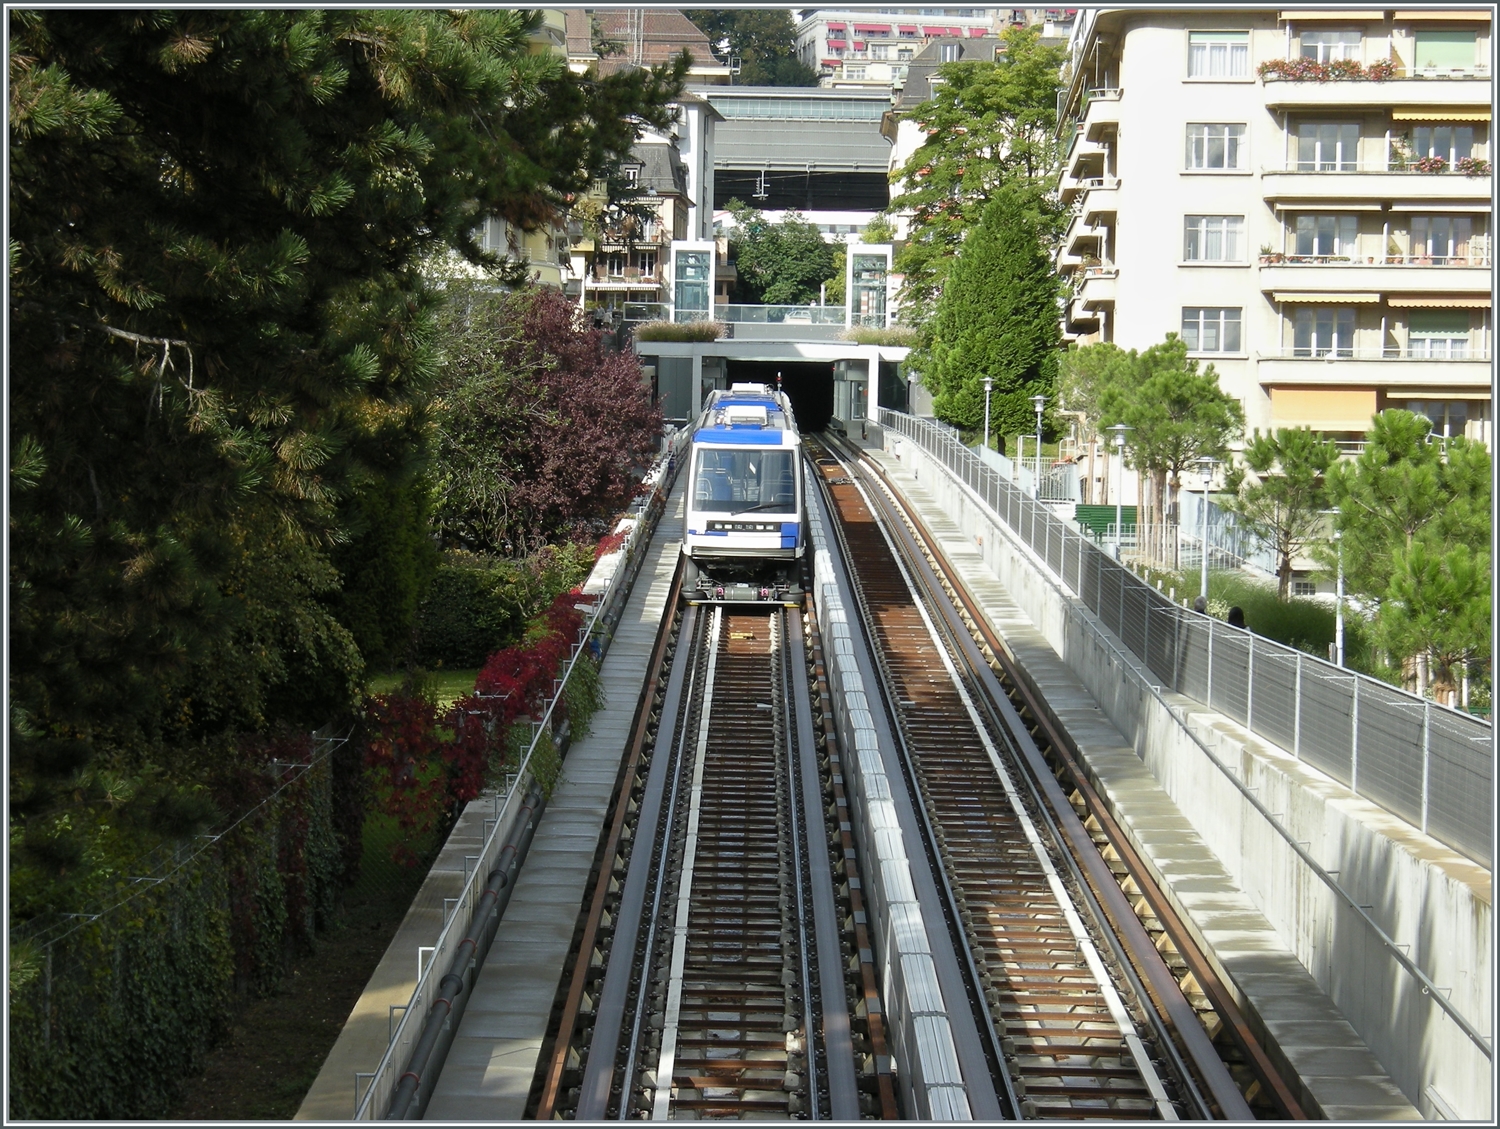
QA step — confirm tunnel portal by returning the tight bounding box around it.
[725,359,835,434]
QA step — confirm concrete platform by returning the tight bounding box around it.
[421,477,684,1120]
[862,444,1424,1121]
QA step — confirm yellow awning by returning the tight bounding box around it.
[1394,10,1492,20]
[1271,388,1378,431]
[1391,108,1492,121]
[1273,292,1381,303]
[1387,295,1492,307]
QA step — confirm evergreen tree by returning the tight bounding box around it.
[1097,336,1244,523]
[914,187,1059,444]
[9,8,682,894]
[1223,429,1339,600]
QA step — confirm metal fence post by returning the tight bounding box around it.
[1421,699,1431,834]
[1293,652,1302,760]
[1143,594,1152,673]
[1246,632,1254,733]
[1206,616,1214,710]
[1350,674,1360,793]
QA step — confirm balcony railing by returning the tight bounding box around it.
[1263,160,1492,176]
[1258,253,1492,267]
[1258,347,1492,362]
[717,304,847,325]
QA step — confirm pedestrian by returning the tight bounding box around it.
[1192,595,1207,614]
[1227,606,1246,629]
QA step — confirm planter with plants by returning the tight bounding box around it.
[1258,56,1396,82]
[1456,155,1492,176]
[1412,155,1449,174]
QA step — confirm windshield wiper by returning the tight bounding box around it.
[729,500,793,516]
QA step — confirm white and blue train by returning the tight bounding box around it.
[682,383,804,604]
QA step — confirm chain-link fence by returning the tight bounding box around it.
[881,410,1492,869]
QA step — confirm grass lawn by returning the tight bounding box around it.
[367,667,481,709]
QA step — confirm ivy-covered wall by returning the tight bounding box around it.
[8,736,348,1119]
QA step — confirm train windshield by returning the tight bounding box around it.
[692,447,797,514]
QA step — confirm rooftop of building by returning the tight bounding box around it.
[565,8,727,77]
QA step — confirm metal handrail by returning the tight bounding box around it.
[353,431,689,1120]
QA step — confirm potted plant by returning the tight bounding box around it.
[1258,243,1285,264]
[1413,154,1449,174]
[1456,155,1492,176]
[1387,237,1404,264]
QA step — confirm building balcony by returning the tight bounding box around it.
[589,269,665,290]
[1063,209,1104,259]
[1260,73,1491,110]
[1080,176,1120,225]
[1063,129,1109,185]
[1080,87,1121,142]
[1065,293,1101,332]
[1257,350,1493,391]
[1258,257,1492,297]
[1261,166,1492,204]
[1077,263,1118,310]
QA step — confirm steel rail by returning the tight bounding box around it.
[815,437,1184,1120]
[886,412,1493,1060]
[847,443,1253,1121]
[532,558,686,1121]
[785,605,862,1120]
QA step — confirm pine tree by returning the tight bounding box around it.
[916,187,1060,445]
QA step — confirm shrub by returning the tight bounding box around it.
[843,325,918,346]
[413,557,524,669]
[633,319,724,342]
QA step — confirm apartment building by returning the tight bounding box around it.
[1058,7,1493,448]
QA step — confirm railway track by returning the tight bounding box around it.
[807,437,1222,1121]
[538,600,864,1120]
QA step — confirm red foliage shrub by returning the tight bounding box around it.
[363,593,586,864]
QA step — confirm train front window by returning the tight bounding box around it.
[693,448,797,513]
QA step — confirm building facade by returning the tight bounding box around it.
[1058,7,1493,448]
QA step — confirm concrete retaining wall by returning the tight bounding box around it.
[887,435,1492,1121]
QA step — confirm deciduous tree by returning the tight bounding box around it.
[429,284,662,555]
[890,26,1066,324]
[725,200,837,305]
[685,9,819,86]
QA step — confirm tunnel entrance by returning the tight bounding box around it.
[724,359,835,433]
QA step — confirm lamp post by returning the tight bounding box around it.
[1031,394,1046,483]
[982,375,994,453]
[1107,422,1131,560]
[1197,455,1218,607]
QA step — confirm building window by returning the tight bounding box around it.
[1300,29,1361,63]
[1293,580,1317,597]
[623,166,640,189]
[1411,124,1475,164]
[1407,311,1471,358]
[1294,214,1359,257]
[605,252,627,276]
[1188,30,1249,78]
[1292,306,1356,357]
[1185,123,1246,169]
[1399,399,1472,437]
[636,250,658,275]
[1410,215,1473,264]
[939,43,961,62]
[898,46,914,60]
[1414,29,1476,73]
[1182,308,1242,352]
[1296,122,1359,171]
[845,66,866,80]
[871,44,889,60]
[1184,215,1244,261]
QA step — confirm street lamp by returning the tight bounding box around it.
[1106,422,1132,560]
[1031,394,1046,482]
[982,375,994,454]
[1197,455,1218,608]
